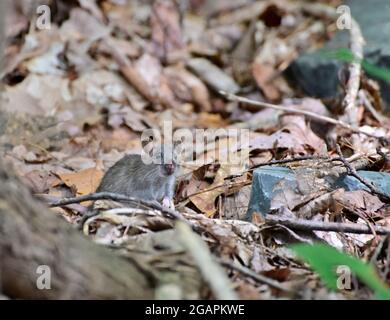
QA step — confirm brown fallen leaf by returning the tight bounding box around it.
[164,66,211,112]
[151,0,186,64]
[22,170,61,194]
[189,164,233,217]
[333,190,385,218]
[57,167,104,198]
[250,115,327,154]
[252,62,281,101]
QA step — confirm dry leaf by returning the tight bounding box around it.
[58,167,104,197]
[252,62,280,101]
[151,0,186,63]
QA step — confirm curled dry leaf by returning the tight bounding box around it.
[189,164,234,217]
[250,115,327,154]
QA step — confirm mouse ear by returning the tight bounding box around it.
[141,135,153,147]
[141,129,162,164]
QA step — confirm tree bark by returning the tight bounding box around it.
[0,161,154,299]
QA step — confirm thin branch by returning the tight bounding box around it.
[335,145,390,202]
[248,155,332,171]
[104,207,160,216]
[218,258,294,294]
[220,91,381,139]
[359,90,385,125]
[176,221,238,300]
[48,192,186,222]
[265,216,390,235]
[377,148,390,163]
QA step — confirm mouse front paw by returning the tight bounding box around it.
[162,196,175,210]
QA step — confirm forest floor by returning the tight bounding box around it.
[1,0,389,299]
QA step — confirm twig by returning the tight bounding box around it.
[220,91,381,139]
[335,145,390,202]
[377,148,390,163]
[217,258,294,294]
[248,155,332,171]
[342,18,364,126]
[265,216,390,235]
[48,192,186,222]
[370,235,389,264]
[176,221,238,300]
[104,207,160,216]
[359,90,385,125]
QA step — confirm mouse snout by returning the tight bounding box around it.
[164,163,175,175]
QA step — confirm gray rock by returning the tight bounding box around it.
[246,166,298,219]
[246,166,390,220]
[335,171,390,195]
[286,0,390,112]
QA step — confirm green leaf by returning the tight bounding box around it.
[321,48,390,84]
[291,243,390,300]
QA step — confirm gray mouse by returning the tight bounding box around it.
[96,145,178,208]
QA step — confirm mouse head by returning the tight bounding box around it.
[145,144,178,177]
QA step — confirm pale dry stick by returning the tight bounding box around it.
[342,18,364,127]
[176,221,238,300]
[265,216,390,235]
[304,4,366,133]
[220,91,381,139]
[103,207,160,216]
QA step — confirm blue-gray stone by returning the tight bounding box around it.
[246,166,298,219]
[246,167,390,220]
[286,0,390,113]
[335,171,390,195]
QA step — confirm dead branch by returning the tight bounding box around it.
[220,91,381,139]
[265,216,390,235]
[48,192,186,222]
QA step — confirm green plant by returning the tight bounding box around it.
[322,48,390,83]
[291,243,390,299]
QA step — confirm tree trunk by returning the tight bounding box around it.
[0,161,154,299]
